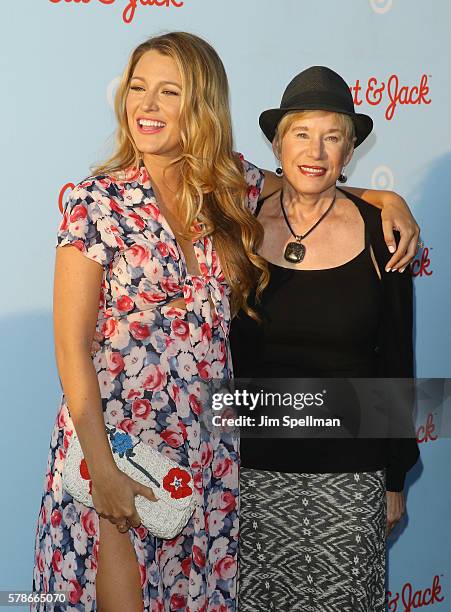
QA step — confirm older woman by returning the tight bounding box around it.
[231,66,420,611]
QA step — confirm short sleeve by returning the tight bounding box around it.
[57,180,118,267]
[240,155,265,215]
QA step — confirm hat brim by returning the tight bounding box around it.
[259,105,373,148]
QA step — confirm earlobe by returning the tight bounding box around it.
[344,146,355,168]
[272,140,283,176]
[345,137,357,165]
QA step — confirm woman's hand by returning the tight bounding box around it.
[380,194,420,272]
[91,466,157,533]
[386,490,405,536]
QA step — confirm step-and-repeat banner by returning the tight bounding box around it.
[2,0,450,609]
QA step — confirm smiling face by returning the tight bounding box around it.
[125,49,182,161]
[275,110,355,196]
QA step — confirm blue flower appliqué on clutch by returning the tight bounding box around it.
[106,426,160,489]
[111,431,134,455]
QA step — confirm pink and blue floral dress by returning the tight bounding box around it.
[32,159,264,611]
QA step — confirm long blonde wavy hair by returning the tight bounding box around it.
[94,32,268,320]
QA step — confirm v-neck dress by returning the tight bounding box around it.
[32,159,264,611]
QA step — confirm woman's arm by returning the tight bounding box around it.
[343,187,420,272]
[381,259,419,533]
[54,246,115,481]
[259,169,281,201]
[259,170,420,271]
[54,246,156,529]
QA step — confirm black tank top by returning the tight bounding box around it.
[230,203,387,473]
[258,231,381,377]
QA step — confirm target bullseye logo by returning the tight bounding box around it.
[371,166,395,191]
[369,0,393,13]
[107,76,121,109]
[58,182,75,213]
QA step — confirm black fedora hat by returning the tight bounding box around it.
[259,66,373,147]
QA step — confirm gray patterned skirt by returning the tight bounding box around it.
[239,468,386,612]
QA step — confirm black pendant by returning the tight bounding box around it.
[284,241,306,263]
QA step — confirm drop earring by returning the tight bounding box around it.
[338,167,347,183]
[276,166,284,177]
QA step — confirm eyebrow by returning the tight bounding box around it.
[130,76,181,88]
[292,125,342,133]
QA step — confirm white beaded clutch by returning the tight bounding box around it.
[62,425,196,539]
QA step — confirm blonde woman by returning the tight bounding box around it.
[32,33,419,611]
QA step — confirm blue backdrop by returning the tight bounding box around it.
[1,1,450,609]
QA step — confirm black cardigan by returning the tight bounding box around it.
[230,190,419,491]
[341,190,419,490]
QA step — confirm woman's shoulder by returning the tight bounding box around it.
[339,188,386,243]
[58,173,128,265]
[235,153,265,213]
[236,153,263,184]
[339,187,401,275]
[339,188,382,223]
[67,165,148,213]
[73,166,140,196]
[68,173,113,201]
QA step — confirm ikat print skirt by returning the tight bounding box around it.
[239,468,386,612]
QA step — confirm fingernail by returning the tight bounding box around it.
[399,267,405,273]
[392,268,397,272]
[388,246,396,253]
[385,267,391,273]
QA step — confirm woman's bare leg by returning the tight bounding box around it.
[96,517,143,612]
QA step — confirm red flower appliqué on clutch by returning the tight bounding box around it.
[80,459,93,495]
[163,468,192,499]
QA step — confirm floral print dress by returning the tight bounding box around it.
[32,159,264,611]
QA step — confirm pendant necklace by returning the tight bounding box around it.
[280,191,337,263]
